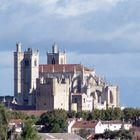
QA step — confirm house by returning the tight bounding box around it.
[102,120,132,131]
[9,119,23,133]
[68,120,132,135]
[69,120,104,135]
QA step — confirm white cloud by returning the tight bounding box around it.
[67,51,140,77]
[37,0,124,17]
[0,0,10,11]
[0,0,124,16]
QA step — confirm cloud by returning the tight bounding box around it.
[37,0,124,17]
[0,0,11,11]
[67,51,140,78]
[0,0,124,17]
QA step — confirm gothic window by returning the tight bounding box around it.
[77,77,81,93]
[24,59,30,67]
[83,98,85,103]
[110,91,113,104]
[61,78,65,84]
[98,95,101,103]
[74,98,77,103]
[52,58,55,64]
[61,58,63,64]
[96,90,102,103]
[34,59,37,66]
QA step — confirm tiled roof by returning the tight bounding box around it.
[9,119,23,124]
[72,121,98,129]
[39,64,91,73]
[102,120,129,124]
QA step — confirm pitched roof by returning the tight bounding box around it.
[72,121,98,129]
[102,120,130,124]
[39,64,92,73]
[9,119,23,124]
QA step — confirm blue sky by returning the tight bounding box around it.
[0,0,140,107]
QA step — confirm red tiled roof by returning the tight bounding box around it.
[102,120,129,124]
[9,119,23,124]
[72,121,98,129]
[39,64,91,73]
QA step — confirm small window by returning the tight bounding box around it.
[61,58,63,64]
[52,58,55,64]
[34,60,37,66]
[24,59,30,67]
[47,81,50,85]
[83,98,85,103]
[74,98,77,103]
[61,78,65,84]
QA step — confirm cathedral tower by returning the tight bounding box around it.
[47,43,67,64]
[14,42,39,106]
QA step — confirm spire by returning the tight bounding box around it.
[52,42,58,53]
[2,96,6,103]
[16,42,22,52]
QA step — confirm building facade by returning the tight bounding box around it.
[14,42,119,111]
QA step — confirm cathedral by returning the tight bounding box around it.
[14,42,119,111]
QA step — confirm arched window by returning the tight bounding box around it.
[52,58,55,64]
[110,91,113,104]
[96,90,102,103]
[24,59,30,67]
[61,58,63,64]
[34,59,37,66]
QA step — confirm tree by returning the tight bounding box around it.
[0,104,11,140]
[67,111,76,118]
[75,111,89,120]
[101,129,133,140]
[79,129,91,139]
[38,109,68,133]
[20,118,40,140]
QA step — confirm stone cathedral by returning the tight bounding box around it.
[14,42,119,111]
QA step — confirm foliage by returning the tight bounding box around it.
[94,129,133,140]
[79,129,91,139]
[38,109,68,133]
[25,115,39,124]
[20,118,40,140]
[10,110,27,120]
[105,129,133,140]
[72,107,140,124]
[0,104,39,140]
[67,110,76,118]
[0,104,11,140]
[76,111,88,120]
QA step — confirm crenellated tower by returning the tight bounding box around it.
[47,43,67,64]
[14,42,39,106]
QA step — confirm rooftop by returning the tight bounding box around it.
[39,64,92,73]
[72,120,98,129]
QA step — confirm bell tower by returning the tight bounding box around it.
[14,42,39,106]
[47,43,67,64]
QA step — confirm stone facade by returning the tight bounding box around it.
[14,42,39,106]
[14,43,119,111]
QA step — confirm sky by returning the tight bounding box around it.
[0,0,140,107]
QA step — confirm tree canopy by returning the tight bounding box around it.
[38,109,68,133]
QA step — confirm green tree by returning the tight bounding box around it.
[0,104,11,140]
[76,111,88,120]
[20,118,40,140]
[102,129,133,140]
[79,129,91,139]
[38,109,68,133]
[67,111,76,118]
